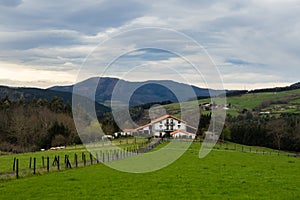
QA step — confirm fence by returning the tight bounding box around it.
[206,141,297,157]
[3,139,298,180]
[4,138,163,179]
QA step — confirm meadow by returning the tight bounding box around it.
[0,137,149,177]
[163,89,300,117]
[0,142,299,199]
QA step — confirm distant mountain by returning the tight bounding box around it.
[247,82,300,94]
[0,85,110,115]
[49,77,225,106]
[0,86,72,102]
[2,78,299,111]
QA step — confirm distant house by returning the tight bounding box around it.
[170,129,196,139]
[259,111,271,115]
[115,114,197,138]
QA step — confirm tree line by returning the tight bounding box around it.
[0,96,81,153]
[224,112,300,152]
[1,94,299,153]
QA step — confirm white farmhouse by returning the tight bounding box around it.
[117,114,197,138]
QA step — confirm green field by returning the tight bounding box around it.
[162,89,300,117]
[0,142,299,199]
[0,138,149,176]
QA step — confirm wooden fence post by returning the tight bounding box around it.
[66,156,72,169]
[75,153,78,168]
[33,157,36,174]
[42,156,45,168]
[96,153,99,163]
[83,153,86,166]
[64,155,67,167]
[47,157,50,172]
[13,157,16,171]
[16,159,19,179]
[65,155,68,169]
[57,156,60,170]
[90,153,93,165]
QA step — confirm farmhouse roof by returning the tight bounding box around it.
[170,129,196,135]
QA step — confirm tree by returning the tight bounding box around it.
[46,121,70,148]
[49,96,64,113]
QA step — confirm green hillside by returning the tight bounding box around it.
[162,88,300,117]
[225,89,300,116]
[0,142,299,199]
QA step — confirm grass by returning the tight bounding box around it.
[0,142,299,199]
[0,145,88,175]
[161,89,300,117]
[0,138,149,175]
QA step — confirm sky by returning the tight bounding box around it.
[0,0,299,90]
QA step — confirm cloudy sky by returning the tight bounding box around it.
[0,0,299,90]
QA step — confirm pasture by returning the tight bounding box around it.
[163,88,300,117]
[0,142,299,199]
[0,137,149,177]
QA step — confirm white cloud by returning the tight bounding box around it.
[0,0,299,89]
[0,61,77,88]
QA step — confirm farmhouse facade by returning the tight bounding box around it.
[115,114,196,139]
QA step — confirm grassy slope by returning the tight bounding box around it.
[0,143,299,200]
[0,138,148,175]
[0,145,88,175]
[163,89,300,117]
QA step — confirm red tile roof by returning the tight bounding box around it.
[170,129,195,135]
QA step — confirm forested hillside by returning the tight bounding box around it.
[0,96,80,153]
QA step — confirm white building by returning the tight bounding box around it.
[170,130,196,139]
[116,114,197,138]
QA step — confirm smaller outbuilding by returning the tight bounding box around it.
[170,130,196,139]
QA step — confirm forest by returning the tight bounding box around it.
[225,112,300,152]
[0,96,80,153]
[0,94,299,153]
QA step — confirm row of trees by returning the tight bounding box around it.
[0,96,80,153]
[226,112,300,152]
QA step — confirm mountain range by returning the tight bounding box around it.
[1,77,300,109]
[49,77,225,106]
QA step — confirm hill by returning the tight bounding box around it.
[0,85,73,103]
[0,85,110,114]
[49,77,225,106]
[161,87,300,117]
[126,87,300,152]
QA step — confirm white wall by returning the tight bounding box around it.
[152,117,186,136]
[172,131,195,139]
